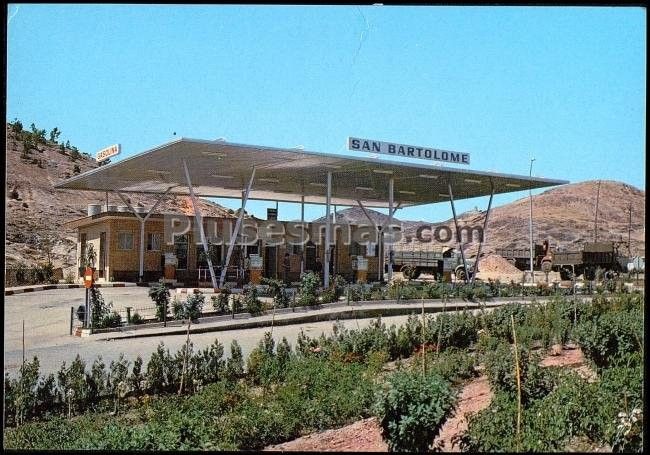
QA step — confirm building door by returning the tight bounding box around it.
[264,246,278,278]
[99,232,106,278]
[305,241,316,271]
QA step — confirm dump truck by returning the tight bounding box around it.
[388,246,475,281]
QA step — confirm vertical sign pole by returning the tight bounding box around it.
[300,195,305,275]
[324,171,332,288]
[387,177,394,282]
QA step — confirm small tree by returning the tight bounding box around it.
[243,285,263,315]
[49,127,61,143]
[73,165,81,175]
[148,282,171,321]
[83,243,97,269]
[173,292,205,322]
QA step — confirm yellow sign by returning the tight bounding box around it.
[96,144,121,162]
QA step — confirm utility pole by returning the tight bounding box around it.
[628,203,632,257]
[529,158,535,283]
[594,180,601,242]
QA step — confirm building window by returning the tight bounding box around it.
[292,244,302,255]
[118,232,134,250]
[175,234,188,270]
[147,233,161,251]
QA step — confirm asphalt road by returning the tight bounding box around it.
[5,287,426,375]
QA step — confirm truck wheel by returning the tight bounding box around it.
[559,267,573,281]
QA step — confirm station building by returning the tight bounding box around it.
[65,208,387,286]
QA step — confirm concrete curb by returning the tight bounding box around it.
[97,296,592,341]
[4,282,137,296]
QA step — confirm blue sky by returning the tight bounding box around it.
[7,5,646,223]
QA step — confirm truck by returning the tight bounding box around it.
[551,241,624,280]
[388,246,475,281]
[495,241,550,271]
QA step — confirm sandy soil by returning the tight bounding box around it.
[433,375,493,452]
[264,417,388,452]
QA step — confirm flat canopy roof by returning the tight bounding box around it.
[55,138,569,208]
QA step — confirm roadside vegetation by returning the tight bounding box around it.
[3,292,643,452]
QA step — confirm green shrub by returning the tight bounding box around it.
[173,292,205,321]
[574,306,642,369]
[319,287,338,303]
[373,369,456,452]
[101,311,122,328]
[297,272,320,306]
[429,309,479,350]
[460,391,518,452]
[484,303,530,342]
[427,348,478,384]
[130,312,144,325]
[148,283,171,321]
[211,287,230,314]
[225,340,244,381]
[243,285,263,315]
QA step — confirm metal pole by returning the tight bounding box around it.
[387,177,394,282]
[84,288,89,328]
[324,171,332,287]
[471,180,494,283]
[70,306,74,335]
[628,203,632,257]
[22,320,25,370]
[529,158,536,283]
[448,183,469,284]
[300,195,305,275]
[594,180,601,242]
[220,167,256,288]
[183,160,218,289]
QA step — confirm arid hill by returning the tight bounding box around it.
[315,181,645,258]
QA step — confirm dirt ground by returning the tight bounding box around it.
[263,345,595,452]
[264,417,388,452]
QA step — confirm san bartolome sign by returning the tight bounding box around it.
[96,144,121,162]
[348,136,470,165]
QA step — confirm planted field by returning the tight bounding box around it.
[3,292,643,452]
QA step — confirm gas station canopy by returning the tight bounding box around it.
[55,138,568,208]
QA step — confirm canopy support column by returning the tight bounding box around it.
[324,171,332,287]
[448,183,469,284]
[300,195,305,275]
[117,187,172,283]
[356,199,401,283]
[219,167,256,288]
[470,180,494,283]
[182,160,218,289]
[387,177,395,282]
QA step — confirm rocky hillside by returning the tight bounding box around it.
[5,122,236,272]
[315,181,645,258]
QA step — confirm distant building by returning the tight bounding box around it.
[65,207,384,286]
